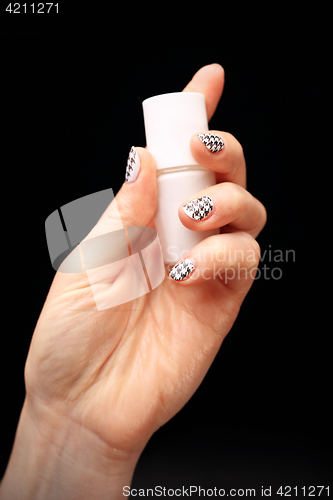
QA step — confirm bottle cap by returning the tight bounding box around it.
[142,92,208,170]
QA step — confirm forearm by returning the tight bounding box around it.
[0,397,139,500]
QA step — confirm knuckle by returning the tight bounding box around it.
[240,231,261,268]
[254,200,267,235]
[230,182,245,214]
[227,133,244,161]
[229,135,245,176]
[220,182,244,219]
[252,239,261,266]
[236,139,244,159]
[260,203,268,229]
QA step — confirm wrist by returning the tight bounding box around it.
[0,396,141,500]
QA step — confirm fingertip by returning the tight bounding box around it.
[168,257,196,284]
[125,146,156,185]
[189,131,225,167]
[183,63,225,121]
[184,63,225,89]
[206,63,225,78]
[123,145,157,199]
[135,146,156,171]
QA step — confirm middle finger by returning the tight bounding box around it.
[190,130,247,188]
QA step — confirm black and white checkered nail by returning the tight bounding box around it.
[198,133,224,153]
[183,196,213,221]
[125,146,140,182]
[169,258,195,281]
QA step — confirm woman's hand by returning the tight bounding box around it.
[0,64,266,500]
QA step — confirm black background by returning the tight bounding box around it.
[1,10,331,497]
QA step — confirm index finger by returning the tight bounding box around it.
[182,63,225,122]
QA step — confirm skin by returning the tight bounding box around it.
[0,64,267,499]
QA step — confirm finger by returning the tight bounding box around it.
[168,231,261,293]
[190,131,247,188]
[182,64,225,122]
[179,182,267,239]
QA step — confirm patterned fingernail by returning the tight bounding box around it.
[169,258,195,281]
[183,195,213,221]
[125,146,140,182]
[198,133,224,153]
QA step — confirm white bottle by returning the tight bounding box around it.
[142,92,218,265]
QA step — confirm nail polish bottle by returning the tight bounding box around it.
[142,92,218,265]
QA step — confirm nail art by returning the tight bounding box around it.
[169,258,195,281]
[198,133,224,153]
[125,146,140,182]
[183,195,213,221]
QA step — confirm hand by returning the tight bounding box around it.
[0,64,266,500]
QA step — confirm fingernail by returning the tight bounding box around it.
[198,133,224,153]
[169,258,195,281]
[183,195,213,221]
[125,146,140,182]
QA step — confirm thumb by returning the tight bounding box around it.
[89,146,157,238]
[57,146,162,299]
[118,146,157,227]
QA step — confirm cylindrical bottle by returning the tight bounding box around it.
[142,92,218,265]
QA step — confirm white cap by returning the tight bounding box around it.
[142,92,208,170]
